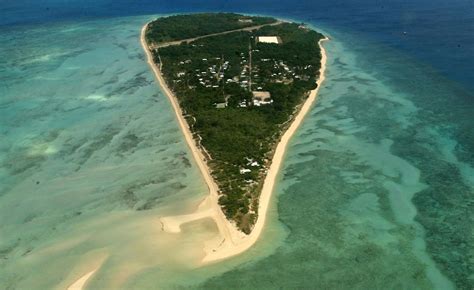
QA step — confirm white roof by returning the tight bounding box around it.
[257,36,279,44]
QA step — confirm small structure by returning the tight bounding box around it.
[252,91,273,106]
[245,157,260,167]
[215,96,230,109]
[239,18,253,23]
[256,36,282,44]
[298,24,309,30]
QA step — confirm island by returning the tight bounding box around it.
[141,13,327,262]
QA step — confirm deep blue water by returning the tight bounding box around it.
[3,0,473,90]
[1,0,473,289]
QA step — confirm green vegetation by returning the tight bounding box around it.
[146,13,276,44]
[146,14,324,233]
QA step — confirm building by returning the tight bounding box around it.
[256,36,282,44]
[238,18,253,23]
[215,96,230,109]
[252,91,273,106]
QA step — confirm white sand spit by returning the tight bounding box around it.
[67,269,97,290]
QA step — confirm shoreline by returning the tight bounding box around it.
[140,22,328,263]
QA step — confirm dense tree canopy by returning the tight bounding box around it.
[146,13,275,44]
[147,14,323,233]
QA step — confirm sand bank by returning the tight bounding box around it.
[67,270,97,290]
[141,22,328,263]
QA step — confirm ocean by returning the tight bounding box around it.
[1,0,472,289]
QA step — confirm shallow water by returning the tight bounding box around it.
[0,16,217,289]
[1,1,473,289]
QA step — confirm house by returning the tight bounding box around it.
[245,157,260,167]
[238,101,247,108]
[298,24,309,30]
[256,36,282,44]
[252,91,273,106]
[239,18,253,23]
[215,96,230,109]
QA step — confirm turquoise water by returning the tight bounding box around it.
[1,1,473,289]
[0,16,214,289]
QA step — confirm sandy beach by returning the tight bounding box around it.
[141,22,328,263]
[67,270,97,290]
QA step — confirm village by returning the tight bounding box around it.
[159,28,319,185]
[168,31,314,109]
